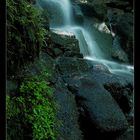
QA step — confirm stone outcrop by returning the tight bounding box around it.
[51,33,133,139]
[46,29,83,58]
[111,36,129,63]
[72,0,134,63]
[54,77,83,140]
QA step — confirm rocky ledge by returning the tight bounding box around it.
[71,0,134,64]
[7,28,133,140]
[48,31,134,140]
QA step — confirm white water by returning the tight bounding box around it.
[55,0,72,25]
[38,0,134,77]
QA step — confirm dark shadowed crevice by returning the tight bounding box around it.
[103,84,132,114]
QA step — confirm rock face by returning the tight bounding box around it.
[111,36,129,63]
[115,126,134,140]
[45,27,133,139]
[72,0,134,63]
[56,57,133,139]
[107,10,133,63]
[77,77,128,139]
[38,1,134,139]
[46,30,83,58]
[54,77,83,140]
[104,82,133,114]
[56,57,92,77]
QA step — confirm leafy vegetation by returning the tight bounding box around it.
[7,0,48,76]
[7,0,57,139]
[7,74,57,140]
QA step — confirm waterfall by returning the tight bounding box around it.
[37,0,72,27]
[38,0,134,77]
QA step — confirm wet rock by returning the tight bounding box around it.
[105,0,133,12]
[54,77,83,140]
[125,106,134,125]
[63,51,83,58]
[90,63,133,87]
[51,30,80,53]
[73,0,134,63]
[19,52,56,83]
[115,13,133,40]
[85,59,111,73]
[56,57,92,77]
[115,126,134,140]
[89,3,107,20]
[104,82,133,114]
[94,22,111,34]
[77,2,107,20]
[107,9,134,63]
[111,36,129,63]
[53,47,63,57]
[77,77,128,138]
[45,30,81,58]
[55,56,133,140]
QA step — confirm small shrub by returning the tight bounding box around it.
[7,78,57,140]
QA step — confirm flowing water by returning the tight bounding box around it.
[37,0,134,77]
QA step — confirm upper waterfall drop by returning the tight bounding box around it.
[59,0,72,26]
[37,0,72,27]
[37,0,134,76]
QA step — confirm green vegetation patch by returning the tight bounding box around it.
[7,0,58,139]
[7,73,57,140]
[7,44,57,139]
[7,0,48,76]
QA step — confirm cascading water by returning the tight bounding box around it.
[37,0,72,27]
[37,0,134,77]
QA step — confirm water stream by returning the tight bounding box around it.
[37,0,134,77]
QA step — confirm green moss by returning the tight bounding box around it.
[7,0,57,139]
[7,0,49,76]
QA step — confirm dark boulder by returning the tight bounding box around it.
[115,126,134,140]
[107,9,134,63]
[104,82,133,114]
[54,77,83,140]
[76,77,128,139]
[111,36,129,63]
[55,56,133,140]
[46,30,82,58]
[115,13,133,40]
[105,0,133,12]
[63,51,83,58]
[51,30,80,54]
[77,2,107,21]
[56,57,92,77]
[53,47,64,57]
